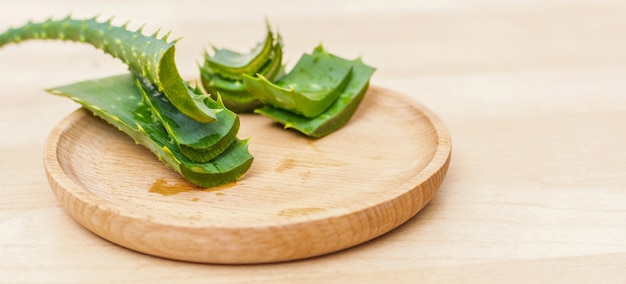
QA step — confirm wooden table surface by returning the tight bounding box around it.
[1,0,625,282]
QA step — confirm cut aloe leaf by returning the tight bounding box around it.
[200,24,283,113]
[202,70,248,93]
[0,16,220,123]
[254,45,376,138]
[47,74,253,188]
[256,33,284,82]
[135,76,239,162]
[202,38,283,94]
[243,51,353,118]
[204,22,276,81]
[200,69,262,113]
[202,85,265,114]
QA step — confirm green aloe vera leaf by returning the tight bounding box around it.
[204,23,275,80]
[200,71,261,113]
[47,74,253,188]
[218,94,265,114]
[200,30,284,113]
[201,67,248,93]
[201,38,283,94]
[254,46,376,138]
[243,51,353,118]
[135,76,239,162]
[0,16,219,123]
[256,33,284,81]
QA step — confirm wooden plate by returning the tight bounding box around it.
[43,87,451,264]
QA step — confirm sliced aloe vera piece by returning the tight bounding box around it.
[47,74,253,188]
[256,34,284,82]
[0,16,220,122]
[200,40,282,113]
[202,38,283,94]
[202,70,248,93]
[204,23,276,80]
[254,46,376,138]
[201,84,264,114]
[200,27,283,113]
[243,51,353,118]
[200,69,260,113]
[135,76,239,162]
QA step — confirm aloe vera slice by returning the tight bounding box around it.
[0,16,220,123]
[135,76,239,162]
[204,23,276,81]
[200,26,283,113]
[200,39,283,113]
[200,70,262,113]
[47,74,253,188]
[254,46,376,138]
[202,39,283,93]
[256,33,284,82]
[243,51,353,118]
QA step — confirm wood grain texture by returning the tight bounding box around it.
[43,87,451,264]
[2,0,626,282]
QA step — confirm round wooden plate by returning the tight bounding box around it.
[44,87,451,264]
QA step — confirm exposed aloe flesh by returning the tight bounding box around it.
[135,76,239,162]
[47,74,253,188]
[202,70,247,93]
[243,51,353,118]
[0,16,220,122]
[256,34,284,82]
[254,46,376,138]
[200,26,283,113]
[202,40,283,93]
[204,23,276,81]
[202,86,264,114]
[200,69,262,113]
[200,43,282,112]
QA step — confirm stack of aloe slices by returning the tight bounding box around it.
[201,25,375,138]
[200,23,283,113]
[0,16,253,188]
[245,45,376,138]
[48,75,253,187]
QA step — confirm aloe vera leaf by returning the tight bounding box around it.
[201,38,283,93]
[256,33,284,81]
[204,23,276,80]
[200,40,283,113]
[47,74,253,188]
[201,67,248,93]
[135,76,239,162]
[200,70,262,113]
[243,51,353,118]
[200,30,283,113]
[254,46,376,138]
[0,16,219,123]
[202,86,265,114]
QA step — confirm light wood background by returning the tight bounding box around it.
[1,0,625,282]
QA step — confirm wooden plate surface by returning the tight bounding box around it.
[44,87,451,264]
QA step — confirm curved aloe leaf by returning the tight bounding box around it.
[200,25,283,113]
[0,16,220,123]
[254,45,376,138]
[255,34,284,82]
[47,74,253,188]
[243,48,353,118]
[200,70,262,113]
[202,39,283,93]
[204,22,276,81]
[200,42,282,112]
[135,76,239,162]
